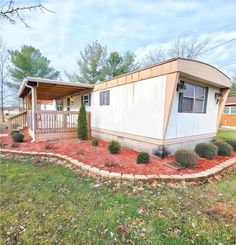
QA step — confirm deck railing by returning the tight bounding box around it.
[34,110,91,134]
[9,110,91,136]
[9,111,28,131]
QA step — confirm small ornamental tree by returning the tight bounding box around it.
[77,104,88,140]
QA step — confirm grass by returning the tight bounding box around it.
[217,128,236,141]
[1,158,236,244]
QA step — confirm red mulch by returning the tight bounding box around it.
[1,134,235,175]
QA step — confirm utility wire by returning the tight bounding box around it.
[218,61,236,68]
[199,37,236,55]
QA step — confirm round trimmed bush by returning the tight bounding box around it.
[10,130,20,137]
[195,143,218,160]
[175,149,198,168]
[108,140,120,154]
[214,141,232,156]
[225,140,236,151]
[92,138,99,147]
[12,132,24,143]
[137,152,150,164]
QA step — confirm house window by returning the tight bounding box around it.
[178,82,208,113]
[231,107,236,114]
[224,106,236,114]
[70,96,74,105]
[66,97,70,111]
[224,107,229,114]
[100,90,110,106]
[82,94,91,106]
[56,100,63,111]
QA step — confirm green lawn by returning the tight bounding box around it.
[217,128,236,141]
[1,159,236,244]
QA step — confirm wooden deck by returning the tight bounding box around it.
[9,110,91,140]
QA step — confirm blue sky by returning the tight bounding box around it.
[1,0,236,79]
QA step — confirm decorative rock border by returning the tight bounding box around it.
[1,148,235,183]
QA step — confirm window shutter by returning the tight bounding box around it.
[204,87,208,113]
[89,94,91,106]
[81,95,83,105]
[107,90,110,105]
[178,93,183,112]
[100,92,102,105]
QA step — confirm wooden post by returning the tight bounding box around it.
[63,112,67,129]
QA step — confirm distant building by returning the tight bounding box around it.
[220,96,236,129]
[224,96,236,114]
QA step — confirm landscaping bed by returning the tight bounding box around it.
[1,134,235,176]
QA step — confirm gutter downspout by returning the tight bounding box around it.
[24,82,36,143]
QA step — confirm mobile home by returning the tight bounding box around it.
[11,58,231,154]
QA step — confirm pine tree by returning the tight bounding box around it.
[77,104,88,140]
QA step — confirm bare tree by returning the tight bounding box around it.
[142,36,210,66]
[0,40,10,122]
[142,49,166,66]
[0,1,51,27]
[168,37,210,59]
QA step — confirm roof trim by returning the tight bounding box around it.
[18,77,94,98]
[95,57,231,87]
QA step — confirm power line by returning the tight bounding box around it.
[218,61,236,68]
[199,37,236,55]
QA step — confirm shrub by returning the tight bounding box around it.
[214,141,232,156]
[137,152,150,164]
[175,149,198,168]
[108,140,120,154]
[225,140,236,151]
[10,130,20,136]
[92,138,99,147]
[195,143,218,160]
[12,132,24,143]
[77,104,88,140]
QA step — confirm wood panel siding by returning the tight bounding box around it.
[220,114,236,127]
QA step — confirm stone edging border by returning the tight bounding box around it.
[1,148,236,182]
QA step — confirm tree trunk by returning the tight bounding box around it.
[0,73,4,122]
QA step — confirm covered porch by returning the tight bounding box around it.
[9,77,93,141]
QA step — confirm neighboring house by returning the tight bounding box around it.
[10,58,231,154]
[220,96,236,129]
[0,106,23,119]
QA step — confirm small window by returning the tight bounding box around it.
[82,94,91,106]
[178,81,208,113]
[231,106,236,114]
[224,107,229,114]
[56,100,63,111]
[100,90,110,106]
[70,96,74,105]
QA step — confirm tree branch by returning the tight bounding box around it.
[0,1,53,27]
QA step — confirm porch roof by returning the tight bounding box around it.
[18,77,94,100]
